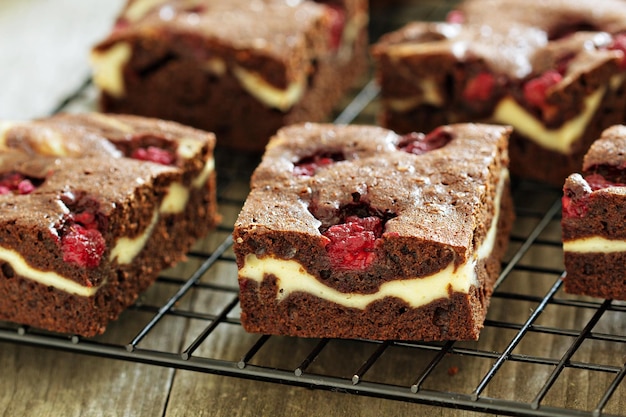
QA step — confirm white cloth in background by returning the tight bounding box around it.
[0,0,125,119]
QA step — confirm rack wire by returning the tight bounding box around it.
[3,1,626,416]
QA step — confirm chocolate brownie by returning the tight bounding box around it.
[372,0,626,185]
[233,122,514,341]
[562,125,626,300]
[0,112,218,336]
[90,0,369,152]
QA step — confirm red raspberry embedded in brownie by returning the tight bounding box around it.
[585,172,626,190]
[608,34,626,69]
[61,224,106,268]
[72,211,99,229]
[112,17,130,33]
[398,127,454,155]
[322,215,382,270]
[562,170,626,218]
[294,152,345,176]
[17,179,35,194]
[131,146,176,165]
[445,10,465,24]
[0,172,39,195]
[55,199,106,268]
[462,72,495,102]
[561,194,588,218]
[523,70,562,108]
[326,4,346,51]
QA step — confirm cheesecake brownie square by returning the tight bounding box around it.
[91,0,368,152]
[0,113,218,336]
[562,125,626,300]
[372,0,626,185]
[234,122,514,341]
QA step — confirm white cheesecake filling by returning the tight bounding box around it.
[336,9,369,62]
[90,42,132,99]
[110,210,159,265]
[241,253,476,309]
[0,155,214,296]
[385,74,624,154]
[0,247,102,297]
[240,169,508,309]
[232,66,306,111]
[124,0,166,22]
[192,157,215,188]
[385,78,444,111]
[203,57,226,77]
[0,122,76,156]
[91,42,306,111]
[387,39,462,58]
[564,236,626,253]
[491,86,605,154]
[0,121,16,149]
[88,113,134,133]
[387,86,605,154]
[176,138,203,159]
[160,182,189,214]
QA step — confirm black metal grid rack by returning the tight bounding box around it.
[2,2,626,416]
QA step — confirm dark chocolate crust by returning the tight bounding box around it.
[372,0,626,185]
[92,0,369,151]
[234,123,514,341]
[0,113,218,336]
[564,252,626,300]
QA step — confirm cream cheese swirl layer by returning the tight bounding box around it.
[0,247,102,297]
[386,85,603,154]
[563,236,626,253]
[386,74,625,154]
[0,158,213,297]
[91,44,306,111]
[240,168,508,309]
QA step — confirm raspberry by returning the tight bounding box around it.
[61,224,106,268]
[462,72,495,102]
[131,146,175,165]
[608,34,626,69]
[73,211,98,229]
[0,172,39,195]
[113,17,130,32]
[561,194,588,218]
[17,179,35,195]
[446,10,465,24]
[584,172,626,190]
[0,172,23,190]
[523,70,562,108]
[294,152,344,176]
[562,170,626,218]
[326,5,346,51]
[398,127,454,155]
[323,215,382,270]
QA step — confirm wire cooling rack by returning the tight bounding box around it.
[3,2,626,416]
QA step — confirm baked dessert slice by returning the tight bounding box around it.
[372,0,626,185]
[234,122,514,341]
[0,112,218,336]
[90,0,368,151]
[562,125,626,300]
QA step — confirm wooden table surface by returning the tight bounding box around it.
[2,1,626,416]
